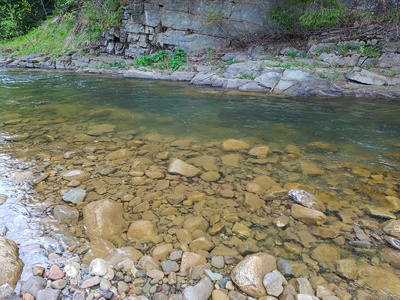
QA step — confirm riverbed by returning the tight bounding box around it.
[1,69,400,298]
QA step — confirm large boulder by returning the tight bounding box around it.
[346,67,387,85]
[0,237,24,289]
[83,199,125,241]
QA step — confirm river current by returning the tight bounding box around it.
[0,69,400,298]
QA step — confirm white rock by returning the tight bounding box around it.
[89,258,108,276]
[263,271,283,297]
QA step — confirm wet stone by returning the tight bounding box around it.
[48,264,65,281]
[36,288,61,300]
[0,284,13,299]
[263,270,284,297]
[21,276,47,298]
[53,205,79,224]
[61,170,90,182]
[222,139,250,151]
[0,194,7,205]
[291,204,327,226]
[62,188,87,204]
[288,189,315,208]
[168,159,201,177]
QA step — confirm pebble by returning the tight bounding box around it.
[100,279,112,291]
[80,276,100,289]
[89,258,108,276]
[205,269,223,281]
[211,256,225,269]
[62,188,86,204]
[161,260,179,273]
[47,265,65,281]
[183,277,213,300]
[51,279,67,289]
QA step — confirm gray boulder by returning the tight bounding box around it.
[319,53,360,67]
[346,67,387,85]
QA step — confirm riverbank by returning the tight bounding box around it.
[1,38,400,99]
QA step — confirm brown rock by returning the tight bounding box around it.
[291,204,327,226]
[152,244,174,261]
[105,149,132,160]
[231,253,277,297]
[138,256,162,272]
[311,244,340,263]
[383,220,400,238]
[183,216,209,233]
[232,222,251,238]
[47,265,65,280]
[305,141,338,152]
[61,169,90,182]
[248,146,270,158]
[127,220,157,242]
[87,124,115,136]
[104,247,143,266]
[221,154,241,167]
[300,161,324,175]
[168,159,201,177]
[83,199,125,241]
[201,171,220,182]
[357,265,400,298]
[335,259,358,280]
[189,237,215,252]
[0,237,24,289]
[180,252,207,275]
[82,239,116,265]
[222,139,250,151]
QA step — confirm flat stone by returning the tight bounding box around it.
[10,171,34,184]
[138,256,162,272]
[291,204,327,226]
[161,260,179,273]
[335,259,358,280]
[248,146,270,158]
[222,139,250,151]
[53,205,79,224]
[231,253,277,297]
[201,171,220,182]
[311,244,340,263]
[105,149,132,160]
[383,220,400,238]
[232,222,251,238]
[21,276,47,298]
[365,206,396,219]
[211,256,225,269]
[183,216,209,233]
[357,265,400,298]
[36,288,61,300]
[211,290,229,300]
[305,141,338,152]
[62,188,86,204]
[146,269,164,280]
[168,159,201,177]
[152,244,174,261]
[346,67,387,85]
[87,124,116,136]
[61,170,90,182]
[80,275,100,289]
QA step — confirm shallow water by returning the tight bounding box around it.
[1,69,400,297]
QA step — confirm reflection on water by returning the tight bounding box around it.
[0,69,400,297]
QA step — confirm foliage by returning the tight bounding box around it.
[226,59,238,66]
[0,16,76,55]
[269,0,346,32]
[337,43,381,59]
[204,7,228,26]
[134,55,153,67]
[133,49,187,71]
[287,49,297,58]
[81,0,121,41]
[168,49,187,71]
[386,69,397,78]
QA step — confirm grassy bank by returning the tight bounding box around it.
[0,16,83,57]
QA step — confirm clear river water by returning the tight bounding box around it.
[0,69,400,298]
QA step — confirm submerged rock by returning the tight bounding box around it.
[61,170,90,182]
[168,159,201,177]
[83,199,125,240]
[291,204,327,226]
[288,189,315,208]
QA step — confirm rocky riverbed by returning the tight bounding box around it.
[0,91,400,300]
[1,39,400,99]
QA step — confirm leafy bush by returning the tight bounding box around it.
[134,49,187,71]
[134,55,153,67]
[269,0,346,32]
[168,49,187,71]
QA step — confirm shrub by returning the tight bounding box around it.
[269,0,346,32]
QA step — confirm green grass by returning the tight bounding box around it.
[0,16,80,57]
